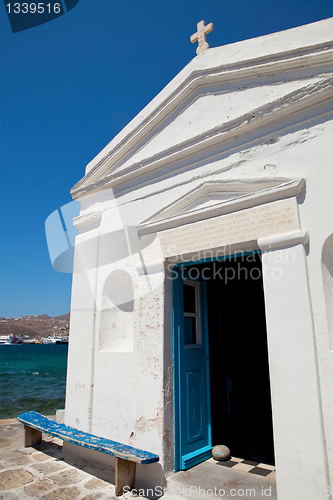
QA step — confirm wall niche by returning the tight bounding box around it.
[98,269,134,352]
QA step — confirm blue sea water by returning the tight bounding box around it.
[0,344,68,419]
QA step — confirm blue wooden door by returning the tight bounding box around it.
[174,269,212,470]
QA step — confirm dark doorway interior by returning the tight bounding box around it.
[193,253,274,465]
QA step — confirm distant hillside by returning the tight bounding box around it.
[0,313,70,341]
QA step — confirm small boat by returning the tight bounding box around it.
[43,337,58,344]
[43,337,68,345]
[0,335,24,345]
[56,338,69,345]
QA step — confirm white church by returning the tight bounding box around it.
[64,17,333,500]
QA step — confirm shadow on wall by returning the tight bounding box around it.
[322,233,333,351]
[99,270,135,352]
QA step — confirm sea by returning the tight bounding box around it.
[0,344,68,419]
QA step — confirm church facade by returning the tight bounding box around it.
[65,18,333,499]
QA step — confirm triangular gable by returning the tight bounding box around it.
[112,78,330,178]
[70,18,333,200]
[138,178,305,235]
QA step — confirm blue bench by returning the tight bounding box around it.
[17,411,159,495]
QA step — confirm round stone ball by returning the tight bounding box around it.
[212,445,231,461]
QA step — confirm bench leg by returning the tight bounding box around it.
[24,425,42,447]
[115,457,136,496]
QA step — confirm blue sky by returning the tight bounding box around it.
[1,0,332,318]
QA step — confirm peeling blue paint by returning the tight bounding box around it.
[17,411,159,465]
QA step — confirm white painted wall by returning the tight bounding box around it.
[260,241,329,499]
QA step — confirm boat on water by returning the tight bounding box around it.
[43,337,68,345]
[56,338,68,345]
[0,335,24,345]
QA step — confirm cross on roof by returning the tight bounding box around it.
[190,20,214,55]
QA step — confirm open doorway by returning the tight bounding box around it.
[208,253,274,464]
[187,253,275,465]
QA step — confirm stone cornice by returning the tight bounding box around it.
[137,178,305,235]
[258,229,309,250]
[73,211,102,233]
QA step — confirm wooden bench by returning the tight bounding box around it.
[17,411,159,495]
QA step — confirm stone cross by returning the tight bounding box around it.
[190,20,214,55]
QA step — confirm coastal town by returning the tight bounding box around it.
[0,313,70,344]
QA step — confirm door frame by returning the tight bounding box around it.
[173,250,261,471]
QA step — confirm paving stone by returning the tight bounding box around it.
[71,459,89,470]
[24,479,55,496]
[0,419,19,426]
[0,492,21,500]
[0,428,23,448]
[84,477,111,490]
[2,451,32,467]
[50,468,87,485]
[35,442,64,459]
[1,423,21,429]
[0,428,21,438]
[31,460,68,474]
[40,486,80,500]
[81,495,103,500]
[0,465,4,471]
[16,446,36,455]
[32,452,52,462]
[81,495,116,500]
[0,452,20,461]
[0,439,11,450]
[3,456,31,467]
[0,469,33,491]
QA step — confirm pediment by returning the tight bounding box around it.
[113,78,328,176]
[70,20,333,199]
[71,75,332,200]
[138,177,305,235]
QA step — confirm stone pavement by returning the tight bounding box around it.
[0,418,276,500]
[0,417,123,500]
